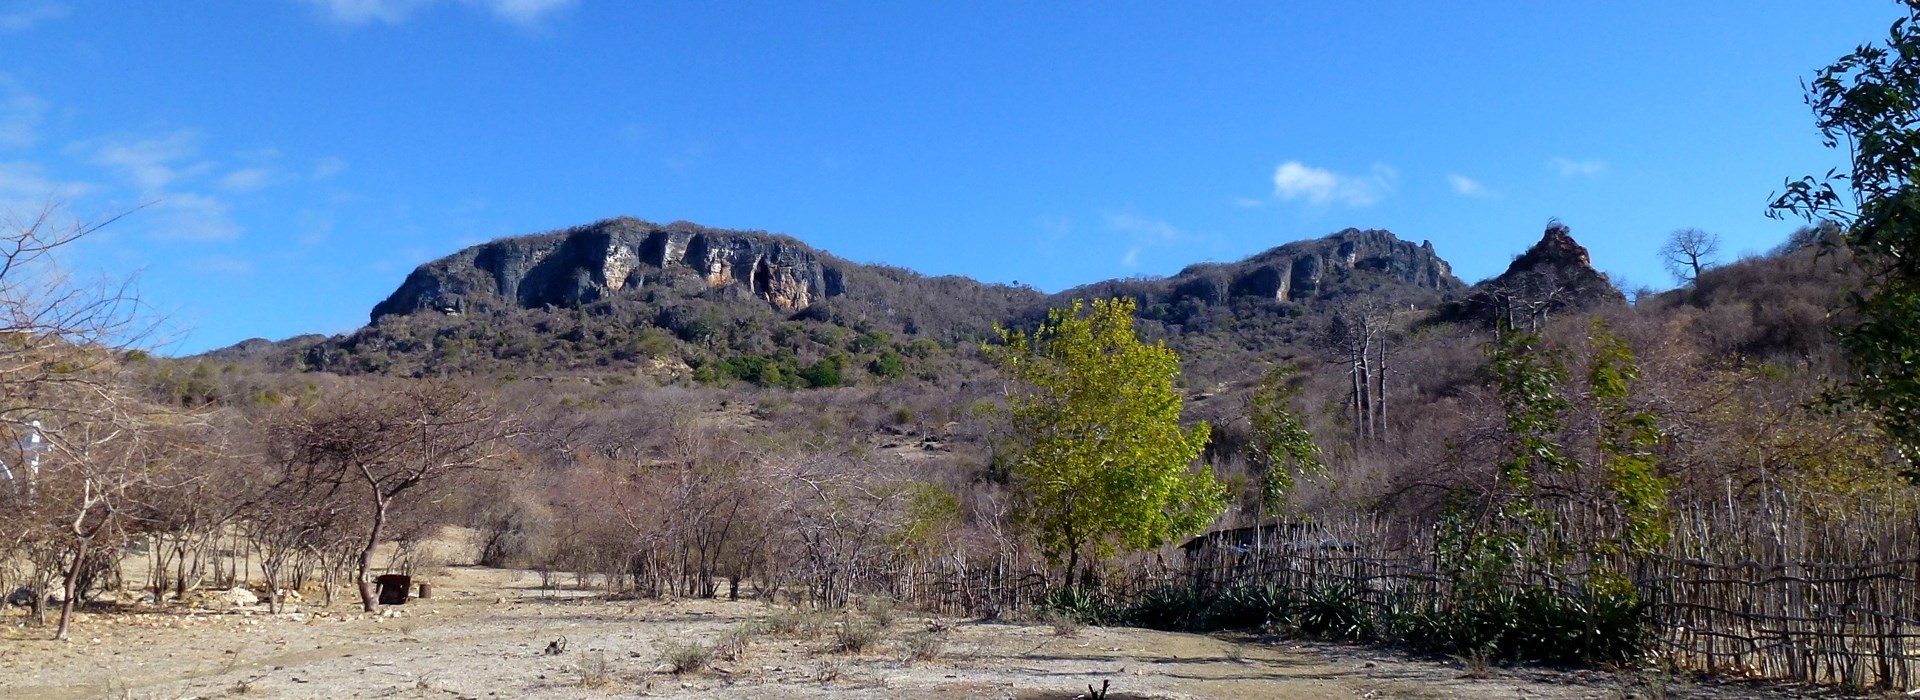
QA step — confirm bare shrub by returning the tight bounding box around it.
[832,616,882,654]
[575,650,615,688]
[900,629,946,662]
[662,641,711,674]
[715,624,754,661]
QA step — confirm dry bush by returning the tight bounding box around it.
[575,650,616,687]
[662,641,710,674]
[832,616,882,654]
[900,629,946,662]
[715,624,755,661]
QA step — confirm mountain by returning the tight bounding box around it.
[204,219,1503,382]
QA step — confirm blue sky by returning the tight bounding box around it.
[0,1,1900,354]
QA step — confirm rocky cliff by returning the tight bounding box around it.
[1165,228,1461,304]
[370,217,846,322]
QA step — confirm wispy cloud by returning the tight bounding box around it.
[189,256,255,275]
[299,0,575,27]
[78,131,245,241]
[1447,174,1492,198]
[1271,161,1395,207]
[479,0,573,25]
[1550,157,1606,178]
[84,130,210,192]
[312,156,348,180]
[1104,211,1184,242]
[1104,211,1190,269]
[0,1,69,31]
[151,192,241,241]
[218,167,276,193]
[0,78,46,149]
[0,161,92,214]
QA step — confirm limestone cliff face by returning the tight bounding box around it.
[370,218,845,322]
[1157,228,1462,305]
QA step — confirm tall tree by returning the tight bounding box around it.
[1771,0,1920,471]
[986,297,1225,586]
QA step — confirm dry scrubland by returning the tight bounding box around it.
[0,566,1809,700]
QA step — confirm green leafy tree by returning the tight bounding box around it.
[1247,363,1324,515]
[1771,1,1920,471]
[986,297,1226,586]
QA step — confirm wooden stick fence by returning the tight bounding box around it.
[873,491,1920,691]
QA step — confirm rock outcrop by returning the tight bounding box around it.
[1072,228,1463,309]
[1439,221,1625,327]
[370,217,845,322]
[1200,228,1460,303]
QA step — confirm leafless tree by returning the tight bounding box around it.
[1662,228,1721,284]
[276,380,522,612]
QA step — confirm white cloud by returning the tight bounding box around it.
[1447,174,1491,197]
[1271,161,1394,207]
[1550,157,1606,177]
[299,0,574,26]
[218,167,276,193]
[1120,247,1141,268]
[0,1,69,31]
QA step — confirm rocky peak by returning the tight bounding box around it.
[1439,221,1624,327]
[370,217,846,322]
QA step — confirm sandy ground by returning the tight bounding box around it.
[0,566,1832,700]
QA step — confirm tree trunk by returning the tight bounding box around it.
[54,537,89,640]
[356,502,389,613]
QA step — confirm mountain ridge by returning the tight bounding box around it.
[200,218,1615,382]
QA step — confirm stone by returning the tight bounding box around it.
[214,587,258,607]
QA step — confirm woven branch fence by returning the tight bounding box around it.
[873,490,1920,691]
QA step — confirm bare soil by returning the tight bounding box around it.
[0,566,1836,699]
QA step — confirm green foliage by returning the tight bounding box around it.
[986,297,1227,583]
[1044,577,1649,666]
[1247,363,1325,515]
[1771,2,1920,471]
[868,351,906,379]
[797,355,846,388]
[1586,320,1670,553]
[1486,328,1572,490]
[695,352,848,389]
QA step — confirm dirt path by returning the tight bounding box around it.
[0,567,1809,699]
